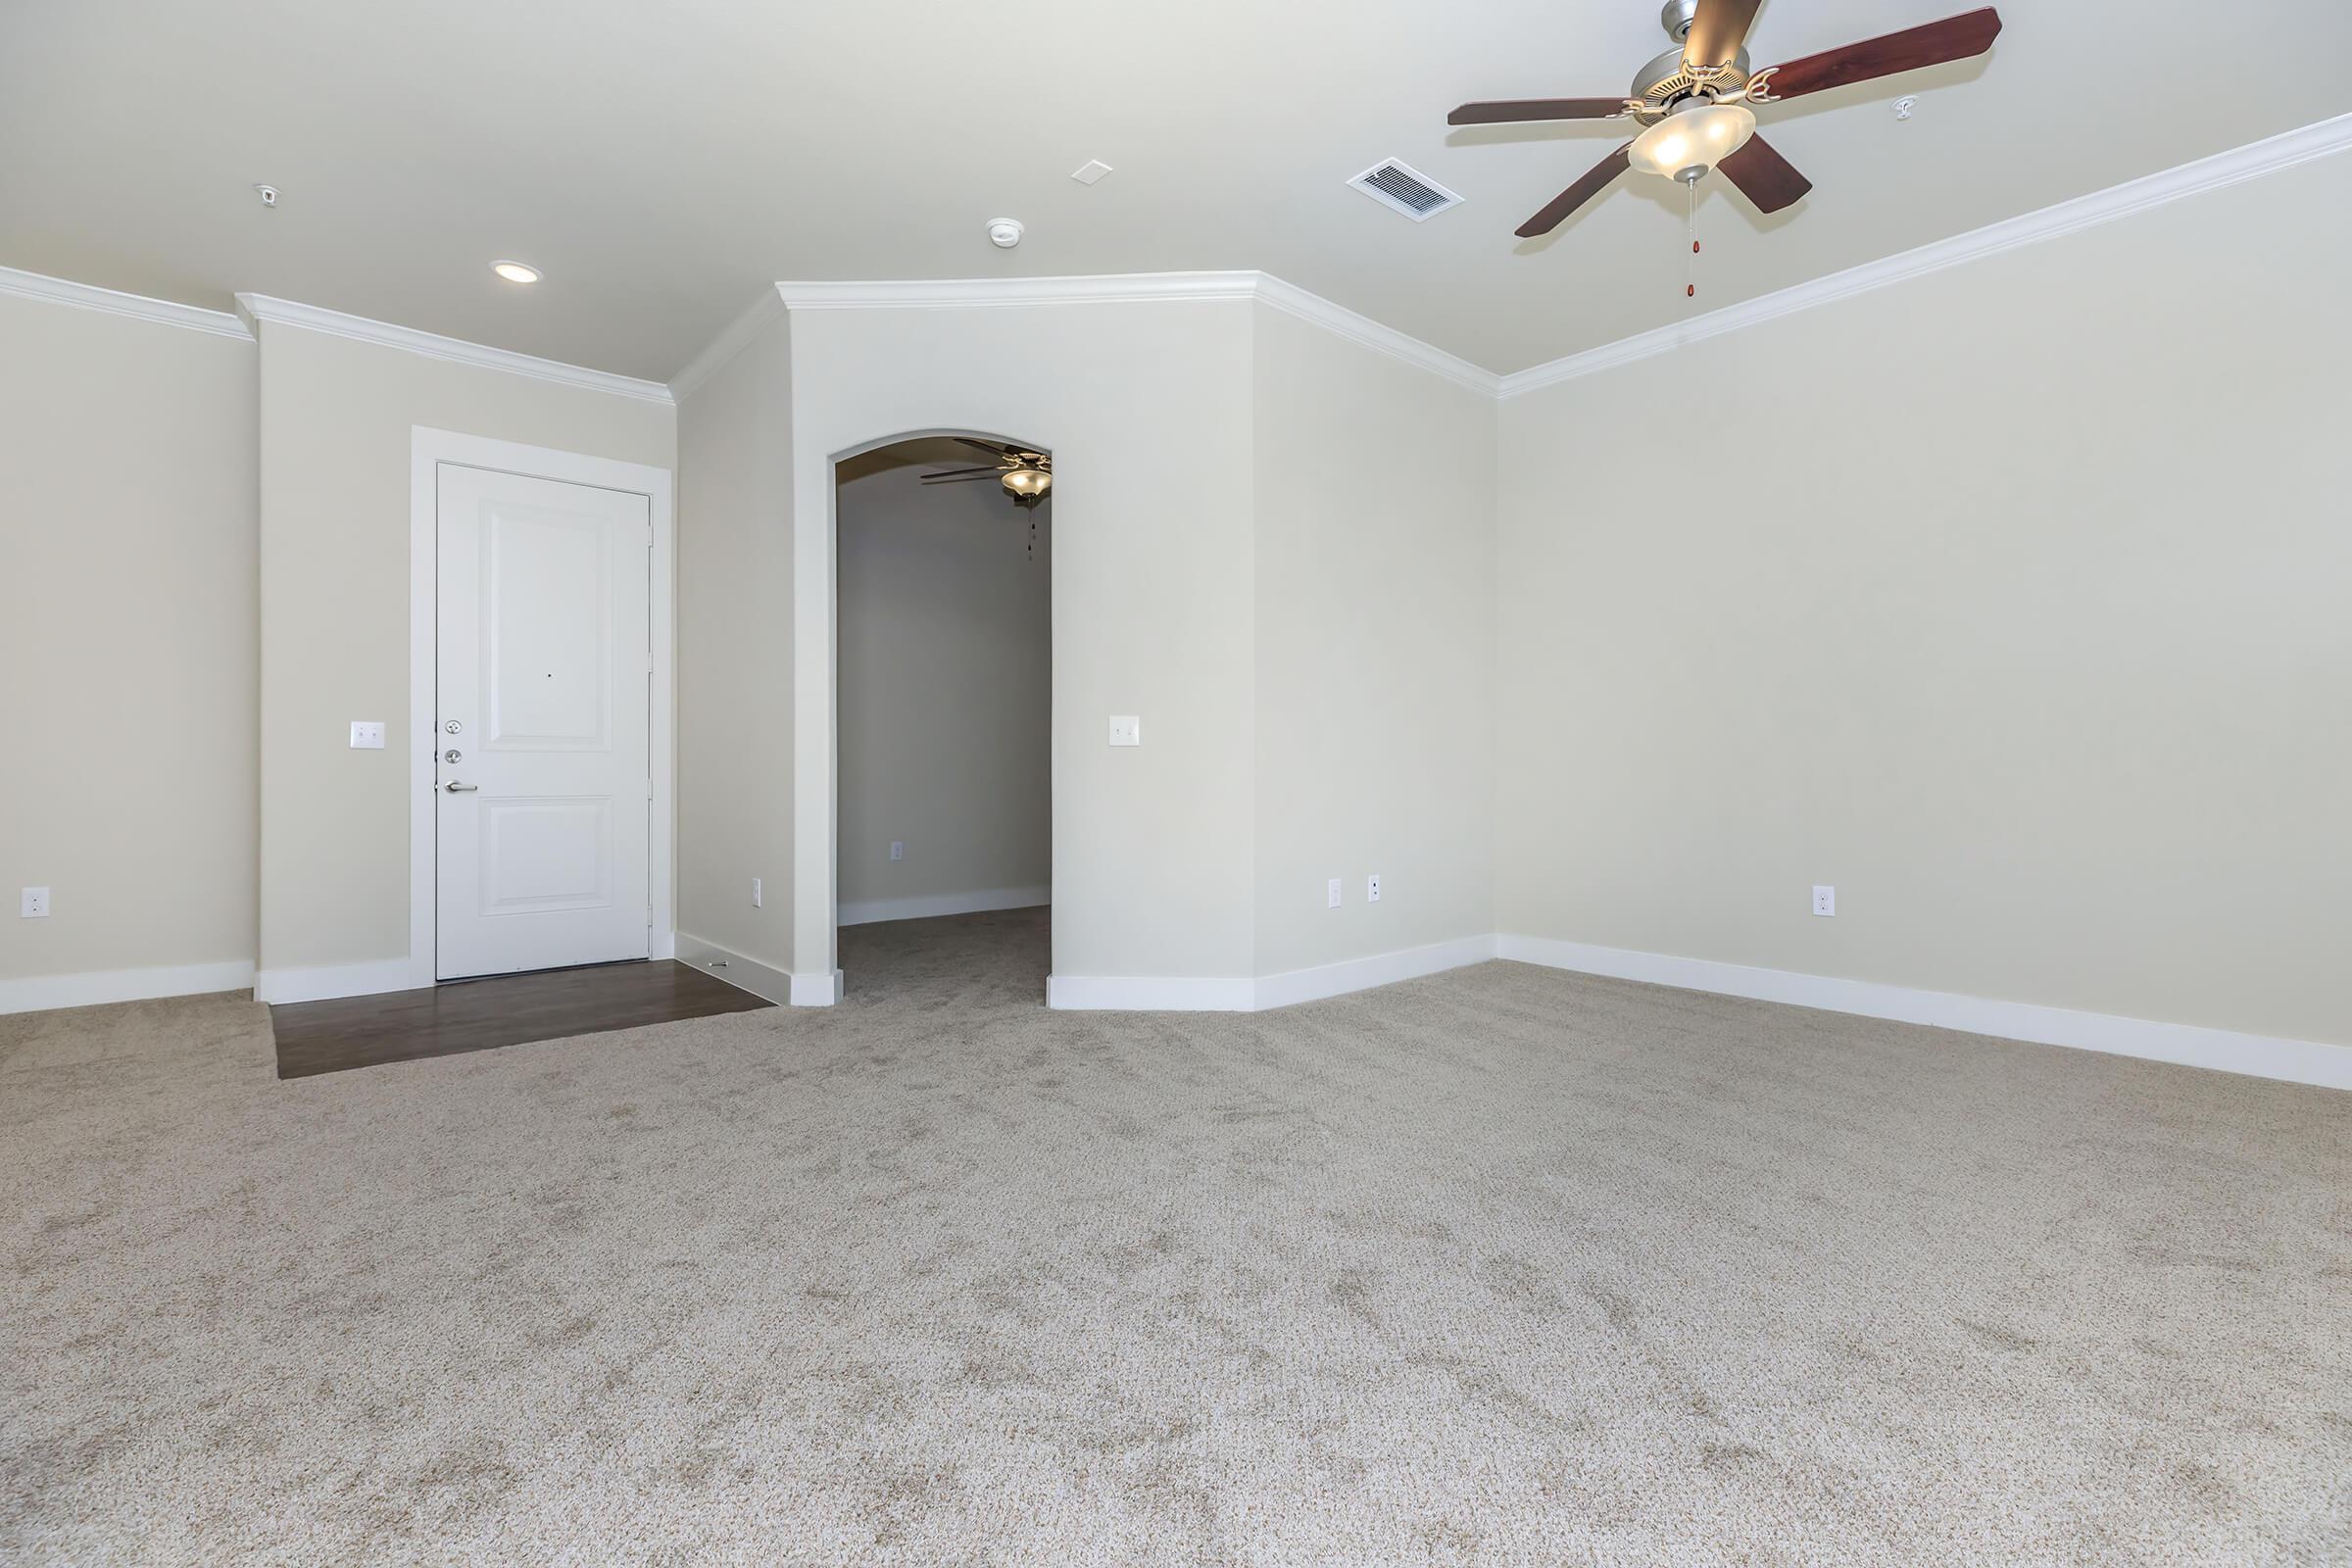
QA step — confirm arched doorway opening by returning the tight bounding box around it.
[831,433,1052,1002]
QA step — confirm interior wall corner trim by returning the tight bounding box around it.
[1497,109,2352,399]
[252,957,423,1007]
[234,293,675,405]
[666,285,789,402]
[673,932,795,1006]
[0,264,250,339]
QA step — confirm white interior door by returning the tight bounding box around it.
[436,464,652,980]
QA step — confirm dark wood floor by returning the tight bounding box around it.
[270,959,771,1079]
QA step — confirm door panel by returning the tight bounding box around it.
[437,464,650,979]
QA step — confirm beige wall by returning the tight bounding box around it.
[255,321,674,975]
[787,300,1257,983]
[1251,305,1494,976]
[1494,155,2352,1048]
[674,311,795,970]
[0,293,258,990]
[837,463,1051,912]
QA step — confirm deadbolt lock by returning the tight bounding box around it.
[444,749,463,763]
[444,720,462,735]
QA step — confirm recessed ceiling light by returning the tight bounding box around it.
[491,261,541,284]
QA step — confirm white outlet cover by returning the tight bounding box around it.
[1108,715,1141,747]
[21,886,51,918]
[890,841,905,861]
[349,720,386,749]
[1366,873,1382,904]
[752,876,762,907]
[1812,885,1836,916]
[1327,877,1343,909]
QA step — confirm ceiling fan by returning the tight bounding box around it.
[1450,1,2002,239]
[922,438,1054,511]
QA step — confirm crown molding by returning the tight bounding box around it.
[0,265,249,339]
[766,270,1499,397]
[1499,110,2352,399]
[665,285,788,402]
[1251,274,1499,397]
[234,293,673,404]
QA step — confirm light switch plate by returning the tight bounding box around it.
[349,720,386,750]
[1108,715,1141,747]
[21,886,50,918]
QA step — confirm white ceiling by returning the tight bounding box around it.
[3,1,2344,383]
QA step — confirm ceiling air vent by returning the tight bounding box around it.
[1349,159,1463,221]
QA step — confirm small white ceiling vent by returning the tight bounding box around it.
[1349,159,1463,221]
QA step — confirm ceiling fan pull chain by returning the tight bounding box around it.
[1686,174,1698,299]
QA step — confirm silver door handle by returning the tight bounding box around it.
[444,781,479,793]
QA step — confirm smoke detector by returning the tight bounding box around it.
[986,218,1024,249]
[1349,159,1463,221]
[253,183,278,208]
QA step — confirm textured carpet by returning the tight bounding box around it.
[3,908,2347,1565]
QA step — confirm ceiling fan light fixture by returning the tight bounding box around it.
[1001,466,1051,502]
[1627,100,1755,182]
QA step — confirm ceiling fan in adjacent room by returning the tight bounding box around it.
[1450,0,2002,244]
[922,439,1053,511]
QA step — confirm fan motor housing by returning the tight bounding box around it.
[1632,45,1751,108]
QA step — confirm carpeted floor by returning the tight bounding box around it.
[3,907,2347,1565]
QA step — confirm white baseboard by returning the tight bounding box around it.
[791,968,844,1006]
[0,959,257,1015]
[838,886,1050,927]
[1252,934,1499,1010]
[1049,933,1496,1013]
[1495,935,2352,1092]
[253,957,421,1006]
[674,932,795,1006]
[1047,973,1257,1011]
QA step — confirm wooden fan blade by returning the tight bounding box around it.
[954,437,1013,458]
[1716,133,1811,214]
[1448,97,1625,126]
[1761,8,2001,100]
[1516,144,1632,238]
[921,473,1001,485]
[922,466,1000,479]
[1683,0,1763,72]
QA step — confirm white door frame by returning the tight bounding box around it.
[408,426,675,990]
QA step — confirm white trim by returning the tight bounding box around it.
[1496,936,2352,1093]
[1252,934,1498,1011]
[673,932,795,1006]
[255,957,419,1007]
[0,959,256,1015]
[237,294,673,404]
[666,286,789,401]
[1251,275,1496,396]
[1047,974,1258,1012]
[771,271,1500,398]
[0,265,250,338]
[1498,111,2352,398]
[407,428,677,989]
[792,968,845,1006]
[838,886,1051,928]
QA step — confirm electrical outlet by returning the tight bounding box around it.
[21,886,50,918]
[348,720,386,750]
[751,877,761,908]
[1366,873,1382,904]
[1327,877,1343,909]
[890,841,905,862]
[1812,885,1836,917]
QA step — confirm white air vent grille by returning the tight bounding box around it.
[1350,159,1464,221]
